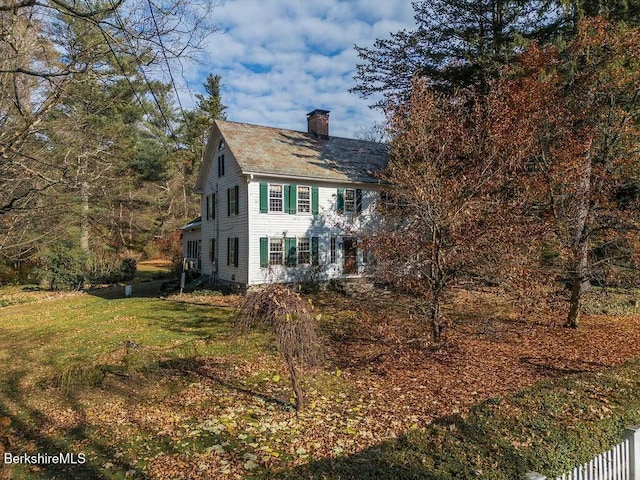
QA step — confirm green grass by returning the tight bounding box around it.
[0,295,234,372]
[2,285,640,479]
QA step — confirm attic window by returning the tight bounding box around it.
[218,139,225,151]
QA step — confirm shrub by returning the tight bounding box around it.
[119,258,137,282]
[33,242,87,291]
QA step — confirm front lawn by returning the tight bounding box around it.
[0,285,639,479]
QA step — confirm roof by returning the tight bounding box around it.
[180,216,202,230]
[201,119,388,186]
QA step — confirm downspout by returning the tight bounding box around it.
[214,183,219,285]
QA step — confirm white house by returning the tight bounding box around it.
[185,109,388,286]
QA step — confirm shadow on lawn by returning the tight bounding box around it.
[273,412,531,480]
[158,357,293,410]
[0,371,145,480]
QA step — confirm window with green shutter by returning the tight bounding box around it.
[337,188,344,213]
[259,183,268,213]
[285,237,297,266]
[260,237,268,267]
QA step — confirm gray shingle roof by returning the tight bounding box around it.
[216,119,387,184]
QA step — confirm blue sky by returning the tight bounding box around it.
[178,0,416,139]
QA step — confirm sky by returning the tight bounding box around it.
[178,0,417,139]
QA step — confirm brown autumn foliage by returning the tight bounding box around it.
[372,17,640,344]
[370,79,543,347]
[489,17,640,328]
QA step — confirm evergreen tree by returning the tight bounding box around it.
[352,0,568,106]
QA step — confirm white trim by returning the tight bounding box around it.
[244,171,383,187]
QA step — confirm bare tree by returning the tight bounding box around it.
[0,0,216,263]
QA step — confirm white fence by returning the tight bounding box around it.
[528,427,640,480]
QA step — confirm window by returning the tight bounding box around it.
[297,186,311,213]
[330,237,337,264]
[227,237,238,267]
[297,238,310,264]
[227,186,238,216]
[206,193,216,220]
[218,139,225,151]
[186,240,199,259]
[269,184,283,212]
[217,154,225,177]
[345,189,356,213]
[337,188,363,214]
[209,239,216,262]
[269,238,283,265]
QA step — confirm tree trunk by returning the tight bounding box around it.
[80,180,90,254]
[430,290,444,348]
[284,352,305,411]
[565,239,590,328]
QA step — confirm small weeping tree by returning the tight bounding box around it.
[236,284,320,411]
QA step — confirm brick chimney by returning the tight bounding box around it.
[307,109,330,139]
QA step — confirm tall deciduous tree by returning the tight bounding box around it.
[371,82,526,347]
[0,0,215,268]
[490,18,640,328]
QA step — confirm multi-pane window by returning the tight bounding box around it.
[330,237,337,264]
[269,184,283,212]
[269,238,284,264]
[218,154,225,177]
[227,237,238,267]
[297,238,310,264]
[228,186,238,216]
[186,240,199,259]
[206,193,216,220]
[297,186,310,213]
[344,189,356,213]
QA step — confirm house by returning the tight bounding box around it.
[186,109,388,286]
[180,216,201,271]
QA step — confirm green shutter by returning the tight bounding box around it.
[227,188,231,216]
[259,183,268,213]
[337,188,344,213]
[289,184,297,214]
[312,186,319,215]
[311,237,319,266]
[260,237,268,267]
[209,239,214,262]
[234,238,239,267]
[284,185,291,214]
[227,237,230,265]
[285,237,297,266]
[356,189,363,215]
[234,185,239,215]
[206,195,210,220]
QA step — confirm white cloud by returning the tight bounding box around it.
[178,0,416,138]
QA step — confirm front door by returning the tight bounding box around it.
[343,237,357,274]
